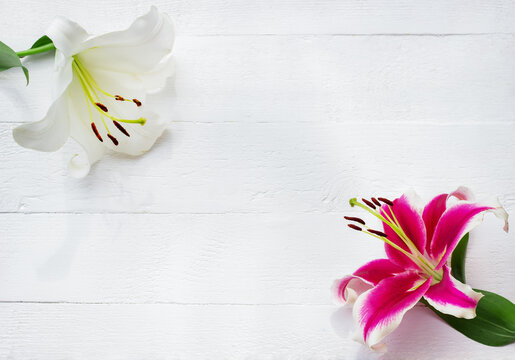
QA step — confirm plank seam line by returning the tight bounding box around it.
[0,300,330,306]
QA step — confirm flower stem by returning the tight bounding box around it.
[16,43,56,58]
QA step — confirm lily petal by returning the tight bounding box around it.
[353,271,431,348]
[46,16,89,57]
[381,193,427,269]
[78,6,174,74]
[65,74,106,177]
[422,187,476,253]
[422,193,448,253]
[430,200,508,269]
[333,259,403,304]
[449,186,475,201]
[424,265,483,319]
[13,57,74,152]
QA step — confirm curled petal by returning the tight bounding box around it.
[46,17,89,57]
[13,94,70,152]
[449,186,475,201]
[353,271,431,348]
[424,265,483,319]
[78,6,174,74]
[422,187,476,252]
[431,200,508,269]
[381,192,427,269]
[333,259,403,304]
[13,57,74,152]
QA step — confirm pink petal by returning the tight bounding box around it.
[353,271,431,348]
[422,187,476,254]
[422,193,448,253]
[333,259,403,304]
[381,193,427,269]
[449,186,475,201]
[424,265,483,319]
[430,200,508,269]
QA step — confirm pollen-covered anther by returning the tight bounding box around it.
[371,197,381,207]
[378,197,394,206]
[95,102,108,112]
[91,123,103,142]
[114,95,125,101]
[344,216,366,225]
[107,134,119,146]
[112,120,130,137]
[132,99,142,107]
[362,198,376,210]
[368,229,388,238]
[348,224,362,231]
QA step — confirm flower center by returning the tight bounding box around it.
[345,197,443,282]
[71,56,146,146]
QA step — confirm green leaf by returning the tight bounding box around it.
[30,35,53,49]
[451,233,469,283]
[423,290,515,346]
[423,232,515,346]
[0,41,29,84]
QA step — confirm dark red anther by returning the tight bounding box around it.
[362,198,376,209]
[371,197,381,207]
[91,123,103,142]
[368,229,388,238]
[114,95,125,101]
[348,224,362,231]
[344,216,366,225]
[95,102,108,112]
[112,120,130,137]
[132,99,142,107]
[107,134,119,146]
[378,197,394,206]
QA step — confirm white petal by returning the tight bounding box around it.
[46,17,89,57]
[65,75,106,177]
[13,56,74,152]
[78,6,174,74]
[13,93,70,152]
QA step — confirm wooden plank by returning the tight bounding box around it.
[2,36,515,126]
[3,1,515,38]
[0,213,511,303]
[0,122,515,214]
[0,303,513,359]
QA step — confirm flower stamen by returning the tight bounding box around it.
[348,224,363,231]
[107,134,119,146]
[378,197,394,206]
[344,216,366,225]
[72,56,147,143]
[91,123,103,142]
[362,198,377,209]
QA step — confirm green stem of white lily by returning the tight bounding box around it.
[16,43,56,58]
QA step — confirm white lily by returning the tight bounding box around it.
[13,6,174,177]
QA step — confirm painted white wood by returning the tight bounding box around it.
[0,303,514,360]
[3,0,515,38]
[0,213,512,304]
[0,1,514,359]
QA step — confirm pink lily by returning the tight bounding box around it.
[333,187,508,350]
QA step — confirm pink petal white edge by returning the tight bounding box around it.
[333,187,508,351]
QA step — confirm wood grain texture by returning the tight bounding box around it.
[1,1,514,359]
[3,0,515,37]
[0,303,514,359]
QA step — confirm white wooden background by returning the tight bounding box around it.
[1,1,515,359]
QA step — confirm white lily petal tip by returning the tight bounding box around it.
[68,154,91,178]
